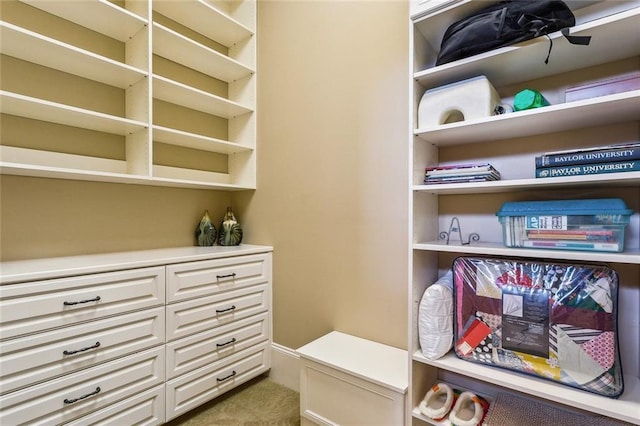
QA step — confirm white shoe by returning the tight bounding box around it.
[419,383,455,420]
[448,391,488,426]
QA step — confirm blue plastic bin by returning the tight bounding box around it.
[496,198,633,252]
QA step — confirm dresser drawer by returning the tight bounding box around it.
[0,267,165,340]
[0,307,164,395]
[0,346,164,426]
[166,253,271,302]
[166,341,270,421]
[166,283,269,341]
[63,385,164,426]
[166,312,269,380]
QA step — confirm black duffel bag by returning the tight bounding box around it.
[435,0,591,66]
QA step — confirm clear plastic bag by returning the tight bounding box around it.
[453,256,623,398]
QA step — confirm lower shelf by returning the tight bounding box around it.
[0,160,254,190]
[412,351,639,424]
[413,241,640,264]
[412,381,493,426]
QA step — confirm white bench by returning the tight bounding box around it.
[297,331,408,426]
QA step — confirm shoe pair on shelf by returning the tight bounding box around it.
[419,383,489,426]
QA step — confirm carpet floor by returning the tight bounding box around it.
[166,375,301,426]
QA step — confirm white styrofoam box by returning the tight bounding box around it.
[418,75,500,129]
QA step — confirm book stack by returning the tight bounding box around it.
[424,163,500,184]
[535,142,640,178]
[522,225,622,252]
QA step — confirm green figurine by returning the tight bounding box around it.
[218,206,243,246]
[195,210,216,246]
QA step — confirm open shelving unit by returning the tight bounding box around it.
[0,0,257,190]
[408,0,640,424]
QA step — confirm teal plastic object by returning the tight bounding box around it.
[513,88,550,111]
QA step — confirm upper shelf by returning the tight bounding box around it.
[152,22,254,83]
[0,91,147,135]
[414,7,640,89]
[153,0,253,48]
[413,171,640,195]
[18,0,147,42]
[415,90,640,145]
[153,126,253,154]
[152,75,252,119]
[0,21,148,89]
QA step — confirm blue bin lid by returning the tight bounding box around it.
[496,198,633,217]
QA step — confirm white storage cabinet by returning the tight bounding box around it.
[164,252,272,421]
[0,266,166,425]
[0,245,273,425]
[409,1,640,425]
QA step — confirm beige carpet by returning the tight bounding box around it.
[166,376,301,426]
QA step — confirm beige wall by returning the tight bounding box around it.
[0,176,233,259]
[237,0,409,349]
[0,0,409,351]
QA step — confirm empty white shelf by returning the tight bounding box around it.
[152,75,252,118]
[152,22,253,83]
[19,0,147,42]
[0,22,148,89]
[153,0,253,47]
[0,91,147,135]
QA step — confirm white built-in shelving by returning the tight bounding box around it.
[19,0,148,41]
[153,75,252,119]
[0,91,147,135]
[416,91,640,145]
[151,23,253,84]
[0,0,257,190]
[0,22,148,88]
[409,0,640,424]
[152,0,254,49]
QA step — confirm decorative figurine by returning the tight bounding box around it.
[195,210,216,246]
[218,206,243,246]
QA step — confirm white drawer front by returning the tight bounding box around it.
[166,253,271,302]
[0,307,164,395]
[166,341,270,421]
[63,385,164,426]
[0,347,164,426]
[300,359,406,426]
[166,283,269,341]
[166,312,269,379]
[0,266,165,340]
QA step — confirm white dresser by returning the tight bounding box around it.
[0,245,273,425]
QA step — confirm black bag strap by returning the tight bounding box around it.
[517,14,591,64]
[560,27,592,46]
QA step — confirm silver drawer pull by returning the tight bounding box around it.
[64,386,101,404]
[216,305,236,314]
[63,296,101,306]
[216,370,236,382]
[63,341,101,356]
[216,273,236,279]
[216,338,237,348]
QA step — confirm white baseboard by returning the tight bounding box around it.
[269,342,300,392]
